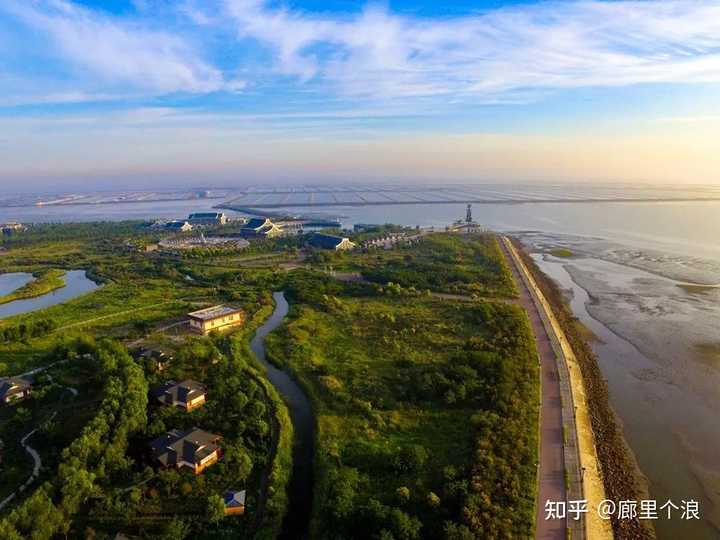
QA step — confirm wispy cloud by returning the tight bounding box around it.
[3,0,720,105]
[217,0,720,99]
[0,0,244,96]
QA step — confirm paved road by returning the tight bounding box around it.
[500,239,567,539]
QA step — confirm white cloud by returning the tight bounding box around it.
[1,0,243,95]
[220,0,720,99]
[3,0,720,103]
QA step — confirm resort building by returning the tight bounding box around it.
[0,378,32,405]
[153,380,207,411]
[187,305,245,335]
[224,490,247,516]
[150,428,222,474]
[1,222,25,236]
[135,345,173,372]
[239,218,283,238]
[308,233,357,251]
[165,220,193,233]
[188,212,228,226]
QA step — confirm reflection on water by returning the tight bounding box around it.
[250,292,314,539]
[0,270,99,319]
[0,272,34,297]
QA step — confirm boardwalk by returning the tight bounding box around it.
[500,238,568,539]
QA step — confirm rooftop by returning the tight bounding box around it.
[0,377,31,397]
[150,428,221,467]
[188,305,242,321]
[243,217,273,229]
[189,212,225,219]
[153,380,206,404]
[224,490,247,508]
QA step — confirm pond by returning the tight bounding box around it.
[0,270,99,319]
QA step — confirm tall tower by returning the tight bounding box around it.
[466,204,473,224]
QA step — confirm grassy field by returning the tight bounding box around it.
[266,286,539,539]
[302,233,517,298]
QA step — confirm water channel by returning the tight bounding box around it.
[250,291,314,539]
[0,270,99,319]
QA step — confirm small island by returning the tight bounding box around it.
[0,269,66,305]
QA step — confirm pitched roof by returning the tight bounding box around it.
[0,377,31,399]
[166,220,191,230]
[243,218,273,230]
[150,428,221,467]
[153,380,206,405]
[309,233,354,249]
[224,490,247,508]
[188,305,242,321]
[189,212,224,219]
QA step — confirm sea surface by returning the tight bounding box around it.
[1,191,719,538]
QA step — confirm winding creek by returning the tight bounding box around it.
[250,291,314,539]
[0,270,99,319]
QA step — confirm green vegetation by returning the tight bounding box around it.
[0,269,66,305]
[268,273,539,538]
[549,248,573,258]
[358,234,516,297]
[1,222,541,539]
[0,337,148,539]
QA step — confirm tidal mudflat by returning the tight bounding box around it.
[523,233,720,539]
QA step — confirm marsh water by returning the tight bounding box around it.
[2,193,720,538]
[0,270,99,319]
[250,292,314,539]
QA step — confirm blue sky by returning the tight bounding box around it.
[1,0,720,188]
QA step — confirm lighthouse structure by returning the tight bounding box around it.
[466,204,473,224]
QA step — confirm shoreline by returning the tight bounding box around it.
[0,269,66,305]
[513,238,655,539]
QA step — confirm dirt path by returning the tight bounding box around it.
[502,237,613,540]
[0,412,56,512]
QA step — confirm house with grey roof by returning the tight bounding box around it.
[239,218,283,238]
[165,220,193,232]
[152,380,207,411]
[150,428,222,474]
[308,233,356,251]
[224,490,247,515]
[0,378,32,405]
[188,212,227,226]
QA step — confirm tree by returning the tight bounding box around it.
[393,445,428,473]
[161,518,190,540]
[396,487,410,505]
[207,494,226,525]
[426,492,441,508]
